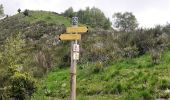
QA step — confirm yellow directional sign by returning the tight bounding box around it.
[66,27,88,33]
[59,34,81,40]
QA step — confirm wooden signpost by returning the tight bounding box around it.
[59,34,81,40]
[66,27,88,33]
[58,17,88,100]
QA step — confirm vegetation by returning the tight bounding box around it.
[0,34,37,99]
[63,7,74,18]
[0,4,4,15]
[0,7,170,99]
[34,51,170,100]
[23,9,29,16]
[18,8,21,13]
[63,7,112,29]
[113,12,138,32]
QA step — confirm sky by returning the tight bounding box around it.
[1,0,170,28]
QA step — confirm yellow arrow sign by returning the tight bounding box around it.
[66,27,88,33]
[59,34,81,41]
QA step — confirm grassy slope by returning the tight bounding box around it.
[23,11,71,26]
[34,51,170,100]
[2,10,170,100]
[10,11,69,26]
[0,10,71,42]
[0,10,72,70]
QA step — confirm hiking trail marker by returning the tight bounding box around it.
[59,34,81,40]
[73,44,79,52]
[66,27,88,33]
[58,17,88,100]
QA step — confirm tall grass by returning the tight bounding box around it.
[34,51,170,100]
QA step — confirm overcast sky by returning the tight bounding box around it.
[1,0,170,28]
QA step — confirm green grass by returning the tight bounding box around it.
[24,11,71,26]
[11,10,71,26]
[34,51,170,100]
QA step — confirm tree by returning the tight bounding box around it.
[17,8,21,13]
[23,9,29,16]
[63,7,74,18]
[113,12,138,32]
[0,4,4,15]
[103,18,112,30]
[77,7,111,29]
[63,7,111,29]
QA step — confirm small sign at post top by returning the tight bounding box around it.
[73,44,79,52]
[72,17,78,25]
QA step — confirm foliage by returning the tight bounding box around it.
[1,9,170,100]
[150,49,161,64]
[0,34,37,99]
[23,11,71,25]
[1,10,170,70]
[63,7,75,18]
[63,7,112,29]
[0,11,70,71]
[0,4,4,15]
[118,46,139,58]
[113,12,138,32]
[9,71,37,100]
[23,9,29,16]
[18,8,21,13]
[0,33,25,68]
[78,7,112,29]
[34,51,170,99]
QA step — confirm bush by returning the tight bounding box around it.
[124,90,153,100]
[104,82,123,95]
[159,79,170,90]
[17,8,21,13]
[139,90,153,100]
[92,61,104,73]
[80,61,105,76]
[63,7,112,29]
[23,9,29,16]
[0,34,37,99]
[150,49,161,65]
[9,72,37,100]
[117,46,139,58]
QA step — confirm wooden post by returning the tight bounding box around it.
[58,16,87,100]
[70,17,78,100]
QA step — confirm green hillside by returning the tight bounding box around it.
[35,51,170,100]
[0,10,70,40]
[0,10,170,100]
[0,10,72,72]
[23,11,71,26]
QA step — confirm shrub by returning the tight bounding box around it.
[9,72,37,100]
[112,83,123,94]
[104,82,123,95]
[124,90,154,100]
[17,8,21,13]
[23,9,29,16]
[117,46,139,58]
[0,34,37,99]
[92,61,104,73]
[81,61,105,75]
[150,49,161,65]
[139,90,153,100]
[157,92,170,99]
[159,79,170,90]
